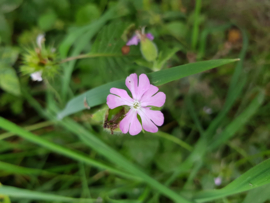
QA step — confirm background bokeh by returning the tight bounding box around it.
[0,0,270,202]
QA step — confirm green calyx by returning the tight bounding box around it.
[140,38,158,62]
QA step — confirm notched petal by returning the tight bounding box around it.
[141,92,166,107]
[145,33,154,41]
[119,110,142,135]
[126,35,140,46]
[125,73,138,99]
[110,88,133,104]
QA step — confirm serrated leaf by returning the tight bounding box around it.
[0,65,20,96]
[58,59,239,119]
[90,21,141,81]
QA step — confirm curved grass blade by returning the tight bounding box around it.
[243,184,270,203]
[194,158,270,202]
[62,118,192,203]
[23,91,192,203]
[0,185,94,203]
[0,117,137,180]
[209,89,264,150]
[58,59,239,119]
[0,161,79,180]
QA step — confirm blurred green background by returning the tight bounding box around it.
[0,0,270,202]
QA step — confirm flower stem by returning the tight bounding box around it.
[60,53,124,63]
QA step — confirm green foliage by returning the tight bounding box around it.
[0,0,269,202]
[0,46,20,95]
[0,185,94,202]
[194,158,270,202]
[75,3,101,25]
[58,59,238,118]
[89,21,141,82]
[0,66,20,95]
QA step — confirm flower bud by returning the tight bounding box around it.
[140,38,158,62]
[20,43,59,81]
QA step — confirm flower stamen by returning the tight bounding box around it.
[132,101,141,110]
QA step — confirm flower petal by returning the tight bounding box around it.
[120,110,142,135]
[138,108,163,133]
[140,85,159,102]
[107,94,131,109]
[110,88,133,104]
[145,108,164,126]
[30,71,43,81]
[126,73,138,99]
[137,74,151,100]
[145,33,154,41]
[36,34,45,49]
[126,35,140,46]
[140,92,166,107]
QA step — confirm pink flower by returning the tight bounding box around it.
[214,177,222,186]
[106,73,166,135]
[126,27,154,46]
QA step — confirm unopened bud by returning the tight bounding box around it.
[140,38,158,62]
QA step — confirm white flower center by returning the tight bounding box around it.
[132,100,141,110]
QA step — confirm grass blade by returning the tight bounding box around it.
[194,158,270,202]
[191,0,202,49]
[58,59,239,118]
[0,117,137,180]
[62,118,192,203]
[209,90,264,150]
[0,185,94,203]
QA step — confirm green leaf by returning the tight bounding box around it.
[194,158,270,203]
[163,21,187,39]
[0,65,20,96]
[0,0,23,13]
[58,59,239,119]
[0,185,94,203]
[243,184,270,203]
[0,15,11,43]
[153,47,180,71]
[60,4,127,101]
[38,11,57,31]
[75,3,101,25]
[0,46,19,65]
[89,21,140,81]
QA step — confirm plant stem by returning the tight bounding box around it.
[191,0,202,50]
[60,53,124,63]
